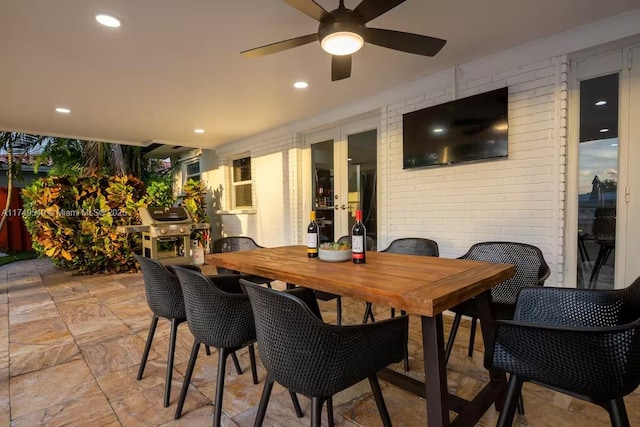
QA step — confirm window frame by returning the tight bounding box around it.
[231,155,253,209]
[183,158,201,183]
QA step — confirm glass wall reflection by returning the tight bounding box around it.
[577,73,619,289]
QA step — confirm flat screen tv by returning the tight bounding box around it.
[402,87,508,169]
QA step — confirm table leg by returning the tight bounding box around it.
[422,314,449,427]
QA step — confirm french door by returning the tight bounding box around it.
[569,46,640,289]
[303,116,378,246]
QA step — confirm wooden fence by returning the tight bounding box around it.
[0,187,33,252]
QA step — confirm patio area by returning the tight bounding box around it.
[1,258,638,427]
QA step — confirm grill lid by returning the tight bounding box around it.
[141,207,191,224]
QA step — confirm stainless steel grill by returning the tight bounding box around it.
[118,207,209,265]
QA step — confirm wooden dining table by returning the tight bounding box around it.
[206,245,516,427]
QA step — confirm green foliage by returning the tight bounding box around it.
[21,174,146,274]
[34,138,84,175]
[144,175,175,207]
[178,179,209,241]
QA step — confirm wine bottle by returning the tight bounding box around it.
[352,209,366,264]
[307,210,319,258]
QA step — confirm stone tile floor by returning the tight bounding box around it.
[1,258,639,426]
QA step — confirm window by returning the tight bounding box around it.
[185,160,200,182]
[232,156,252,208]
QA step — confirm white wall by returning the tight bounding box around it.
[203,10,640,287]
[378,57,566,286]
[215,134,303,246]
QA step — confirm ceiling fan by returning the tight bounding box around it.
[241,0,447,81]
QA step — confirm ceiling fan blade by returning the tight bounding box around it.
[353,0,407,23]
[364,28,446,56]
[283,0,328,22]
[331,55,352,81]
[241,34,318,58]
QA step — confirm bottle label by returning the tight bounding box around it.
[307,233,318,252]
[352,235,364,254]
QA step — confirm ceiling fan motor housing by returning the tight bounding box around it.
[318,8,366,44]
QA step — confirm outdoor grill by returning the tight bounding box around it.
[117,207,209,265]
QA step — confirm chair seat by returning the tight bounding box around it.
[240,273,274,285]
[314,290,339,301]
[450,299,516,321]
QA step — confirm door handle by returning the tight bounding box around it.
[334,205,339,210]
[341,205,347,210]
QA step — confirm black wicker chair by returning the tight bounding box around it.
[362,237,439,371]
[211,236,274,288]
[310,235,375,326]
[492,277,640,427]
[443,242,549,415]
[135,255,203,408]
[241,279,408,427]
[444,242,550,364]
[170,266,263,426]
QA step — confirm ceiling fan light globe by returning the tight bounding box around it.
[321,32,364,56]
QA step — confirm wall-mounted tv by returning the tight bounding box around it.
[402,87,509,169]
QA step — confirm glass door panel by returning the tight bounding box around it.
[577,73,619,289]
[305,116,378,244]
[622,46,640,286]
[347,129,377,248]
[311,139,335,243]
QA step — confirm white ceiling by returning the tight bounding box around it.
[1,0,639,151]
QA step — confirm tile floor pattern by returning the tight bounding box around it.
[1,258,639,427]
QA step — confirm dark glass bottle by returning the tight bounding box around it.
[352,209,366,264]
[307,210,319,258]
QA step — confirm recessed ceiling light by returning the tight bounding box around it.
[293,81,309,89]
[95,14,122,28]
[494,123,509,131]
[611,143,618,147]
[194,129,205,134]
[432,127,444,133]
[55,107,71,114]
[599,128,609,133]
[595,100,607,106]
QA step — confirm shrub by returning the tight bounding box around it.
[22,174,145,274]
[145,176,175,207]
[178,179,209,242]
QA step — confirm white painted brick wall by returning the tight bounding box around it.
[379,57,563,283]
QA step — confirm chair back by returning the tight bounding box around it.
[241,280,405,398]
[212,236,262,252]
[134,255,186,319]
[172,266,255,349]
[568,280,640,398]
[496,278,640,400]
[337,235,376,251]
[211,236,263,274]
[460,242,549,305]
[381,237,439,257]
[620,275,640,324]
